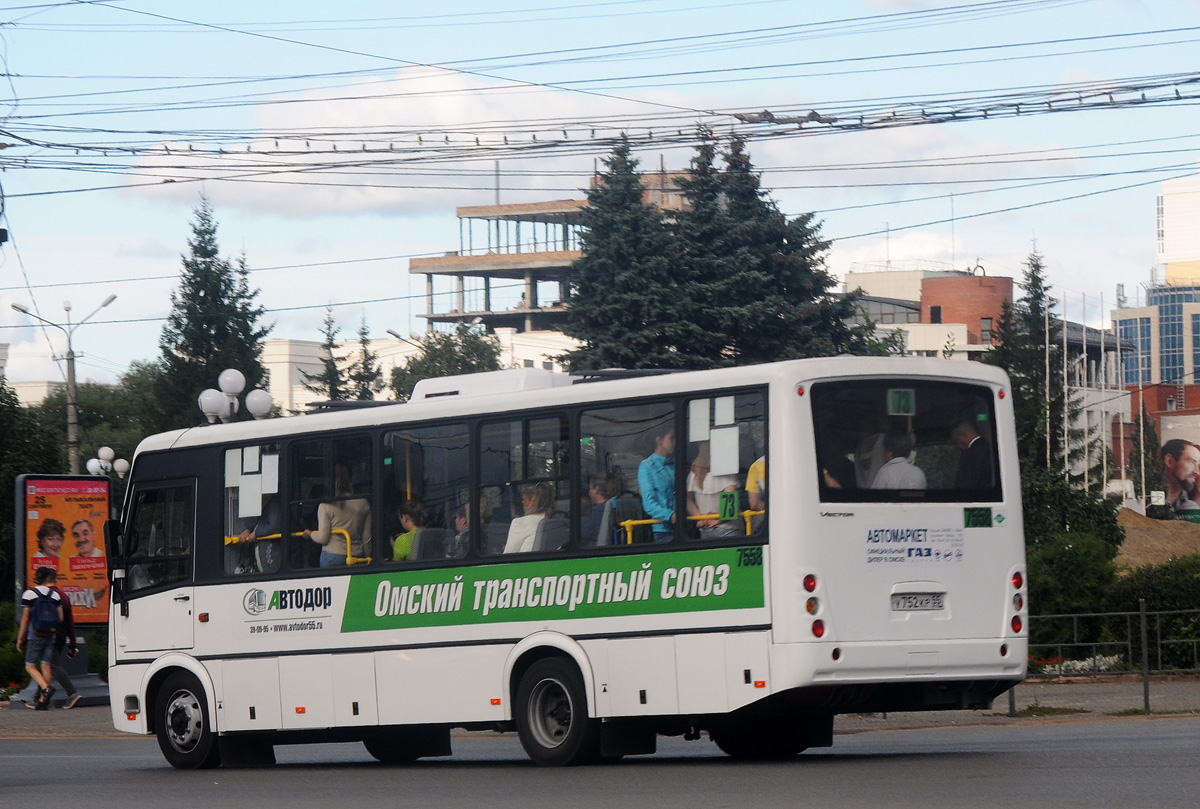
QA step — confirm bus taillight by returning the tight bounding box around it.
[1012,571,1023,589]
[1011,616,1023,633]
[803,574,817,592]
[812,619,825,638]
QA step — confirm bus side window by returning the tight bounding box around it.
[580,402,674,546]
[288,436,374,570]
[684,392,766,543]
[125,483,194,595]
[222,444,282,576]
[479,416,569,555]
[383,424,470,563]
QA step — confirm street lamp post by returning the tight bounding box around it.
[11,294,117,474]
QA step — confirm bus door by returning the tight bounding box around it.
[112,480,196,653]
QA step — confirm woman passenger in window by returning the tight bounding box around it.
[304,464,372,566]
[687,443,741,539]
[391,500,426,561]
[504,482,553,554]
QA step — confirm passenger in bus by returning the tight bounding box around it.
[687,443,741,538]
[871,433,927,490]
[451,497,492,557]
[504,482,553,554]
[304,465,372,566]
[579,474,614,545]
[952,420,993,489]
[391,500,426,561]
[746,456,766,507]
[638,425,676,541]
[237,497,282,544]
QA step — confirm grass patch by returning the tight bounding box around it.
[1106,707,1200,717]
[1016,704,1090,718]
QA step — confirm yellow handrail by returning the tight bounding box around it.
[618,509,767,543]
[223,529,371,565]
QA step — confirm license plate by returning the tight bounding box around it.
[891,592,945,611]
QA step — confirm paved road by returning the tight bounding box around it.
[3,717,1198,809]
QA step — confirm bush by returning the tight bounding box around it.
[1104,554,1200,612]
[0,601,29,690]
[1028,532,1116,645]
[1022,470,1124,557]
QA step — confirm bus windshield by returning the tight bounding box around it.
[811,378,1001,502]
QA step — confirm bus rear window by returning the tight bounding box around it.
[811,379,1001,502]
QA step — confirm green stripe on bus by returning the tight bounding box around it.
[342,547,765,632]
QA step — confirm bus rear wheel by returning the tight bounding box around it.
[514,658,600,766]
[155,672,220,769]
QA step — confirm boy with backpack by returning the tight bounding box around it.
[16,566,65,710]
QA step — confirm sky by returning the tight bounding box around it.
[0,0,1197,385]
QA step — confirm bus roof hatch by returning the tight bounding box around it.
[409,367,574,402]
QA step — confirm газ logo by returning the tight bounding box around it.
[243,589,268,616]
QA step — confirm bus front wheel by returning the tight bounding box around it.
[514,658,600,766]
[155,672,220,769]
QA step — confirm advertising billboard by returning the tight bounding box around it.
[16,475,111,625]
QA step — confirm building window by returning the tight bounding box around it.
[523,359,534,368]
[981,317,993,345]
[930,306,942,324]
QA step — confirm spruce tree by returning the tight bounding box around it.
[347,316,380,401]
[151,199,269,432]
[562,137,709,371]
[713,136,861,363]
[668,127,741,366]
[986,247,1066,473]
[302,306,350,401]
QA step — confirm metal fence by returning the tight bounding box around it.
[1029,600,1199,683]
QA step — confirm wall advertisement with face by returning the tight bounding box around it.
[1159,415,1200,524]
[15,475,111,624]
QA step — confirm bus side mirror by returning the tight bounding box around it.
[104,519,123,558]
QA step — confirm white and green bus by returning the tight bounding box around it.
[105,357,1027,768]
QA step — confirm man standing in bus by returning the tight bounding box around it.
[952,419,992,489]
[639,424,676,541]
[871,433,926,490]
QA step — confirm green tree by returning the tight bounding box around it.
[301,306,350,402]
[986,247,1065,473]
[27,382,145,475]
[715,135,863,362]
[668,127,742,366]
[391,324,504,402]
[562,136,709,371]
[0,377,61,605]
[347,316,381,401]
[150,200,269,432]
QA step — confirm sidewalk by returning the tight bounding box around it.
[2,675,1198,739]
[837,674,1200,732]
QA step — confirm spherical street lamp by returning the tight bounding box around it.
[198,368,272,423]
[87,445,129,479]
